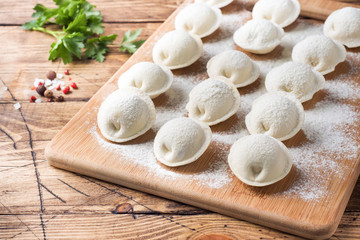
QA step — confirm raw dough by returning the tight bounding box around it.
[228,134,293,187]
[207,50,260,88]
[186,78,241,126]
[292,35,346,75]
[97,87,156,143]
[175,3,222,38]
[324,7,360,48]
[152,30,203,70]
[233,19,284,54]
[154,117,212,167]
[194,0,233,8]
[265,61,325,103]
[117,62,173,99]
[245,92,304,141]
[252,0,300,28]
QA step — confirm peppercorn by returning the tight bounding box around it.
[55,96,64,102]
[46,70,57,80]
[36,85,46,96]
[70,82,77,89]
[30,96,37,102]
[44,89,53,98]
[62,86,70,94]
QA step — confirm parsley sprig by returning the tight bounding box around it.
[23,0,145,64]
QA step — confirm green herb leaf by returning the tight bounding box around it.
[55,0,82,27]
[22,19,41,30]
[84,34,117,62]
[22,4,58,29]
[86,14,104,35]
[65,12,88,34]
[49,32,85,64]
[53,0,71,7]
[119,29,145,54]
[23,0,147,64]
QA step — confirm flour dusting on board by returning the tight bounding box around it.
[90,13,360,200]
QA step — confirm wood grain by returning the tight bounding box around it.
[45,0,360,239]
[1,0,359,239]
[0,0,181,25]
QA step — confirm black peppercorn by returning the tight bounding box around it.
[36,85,46,96]
[46,70,57,80]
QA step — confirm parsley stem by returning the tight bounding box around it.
[32,27,63,40]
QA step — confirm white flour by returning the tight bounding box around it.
[90,11,359,200]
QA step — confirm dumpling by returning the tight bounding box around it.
[207,50,260,88]
[292,35,346,75]
[175,3,222,38]
[228,134,293,187]
[186,78,241,126]
[97,87,156,143]
[252,0,300,28]
[233,19,284,54]
[152,30,203,70]
[324,7,360,48]
[245,92,304,141]
[154,117,212,167]
[117,62,173,99]
[265,61,325,103]
[194,0,233,8]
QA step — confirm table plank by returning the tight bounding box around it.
[0,23,160,102]
[0,0,180,25]
[0,0,359,239]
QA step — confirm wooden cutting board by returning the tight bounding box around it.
[45,0,360,239]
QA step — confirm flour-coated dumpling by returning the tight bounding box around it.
[175,3,222,38]
[252,0,300,28]
[207,50,260,88]
[186,78,241,126]
[117,62,173,99]
[233,19,284,54]
[152,30,203,70]
[265,61,325,103]
[324,7,360,48]
[97,87,156,143]
[228,134,293,187]
[195,0,233,8]
[154,117,212,167]
[245,92,304,141]
[292,35,346,75]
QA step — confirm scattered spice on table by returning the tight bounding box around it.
[30,69,79,103]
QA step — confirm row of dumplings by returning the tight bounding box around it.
[97,59,305,187]
[97,0,359,187]
[154,0,358,76]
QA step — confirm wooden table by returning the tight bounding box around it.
[0,0,359,239]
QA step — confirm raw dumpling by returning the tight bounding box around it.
[152,30,203,70]
[233,19,284,54]
[292,35,346,75]
[175,3,222,38]
[265,61,325,103]
[186,78,241,126]
[252,0,300,28]
[323,7,360,48]
[194,0,233,8]
[206,50,260,88]
[154,117,212,167]
[117,62,173,99]
[97,87,156,143]
[228,134,293,187]
[245,92,304,141]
